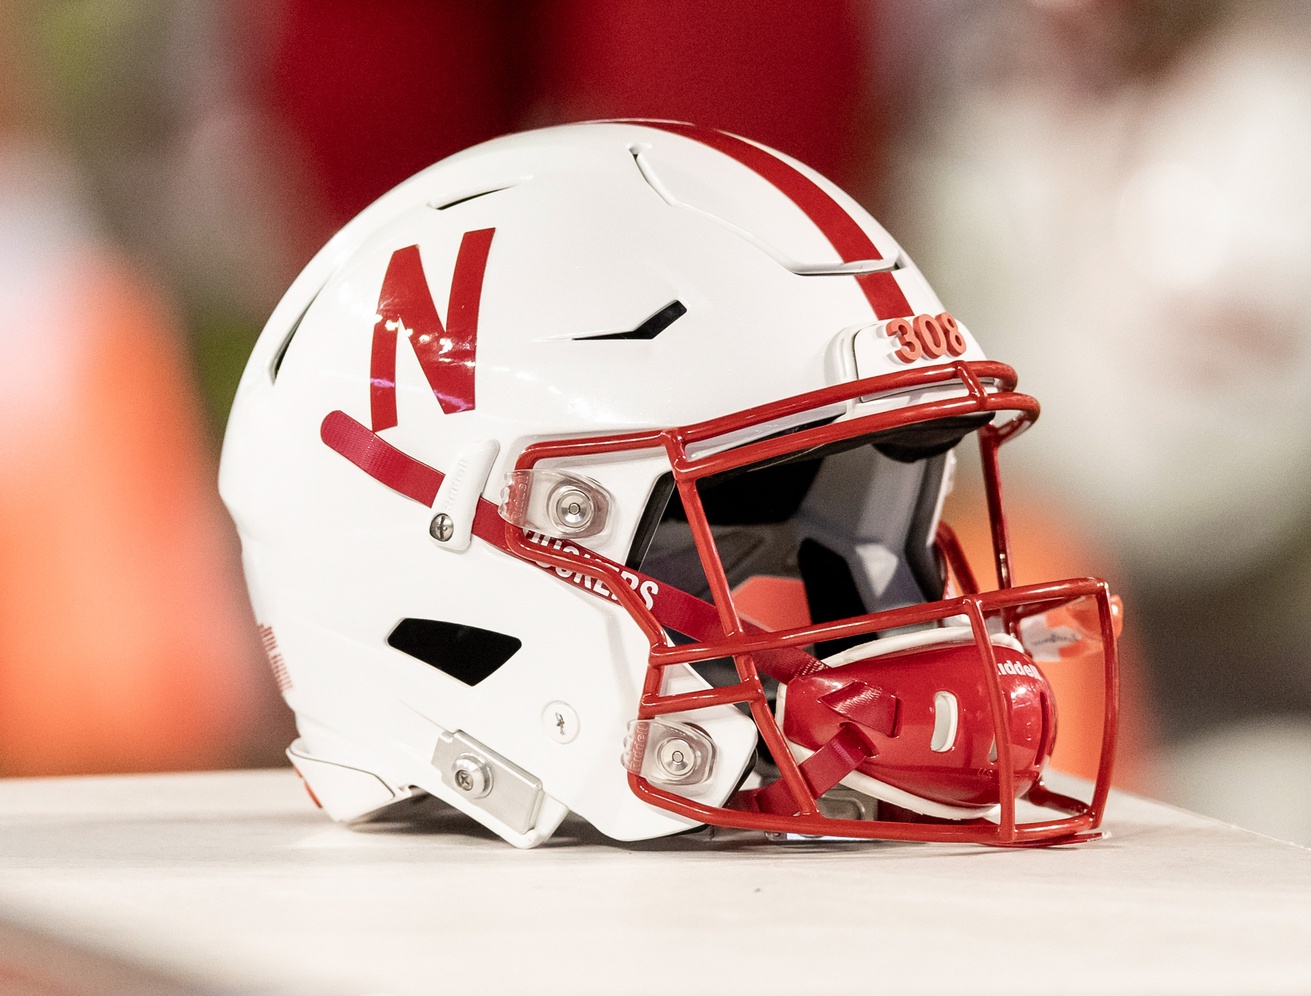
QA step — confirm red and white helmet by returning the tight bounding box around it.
[220,121,1119,847]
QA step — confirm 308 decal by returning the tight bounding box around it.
[884,312,968,364]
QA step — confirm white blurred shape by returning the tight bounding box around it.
[1116,161,1232,290]
[0,141,98,448]
[1159,717,1311,847]
[893,3,1311,582]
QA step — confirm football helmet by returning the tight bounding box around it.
[220,121,1119,847]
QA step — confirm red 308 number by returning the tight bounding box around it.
[884,312,968,364]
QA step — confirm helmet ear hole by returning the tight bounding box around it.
[386,619,522,687]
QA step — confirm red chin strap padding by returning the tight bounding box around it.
[732,723,875,817]
[818,679,899,735]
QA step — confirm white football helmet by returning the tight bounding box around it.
[220,121,1119,847]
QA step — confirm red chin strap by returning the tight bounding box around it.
[733,723,877,818]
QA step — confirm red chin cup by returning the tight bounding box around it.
[778,637,1058,813]
[504,361,1120,846]
[642,581,1116,847]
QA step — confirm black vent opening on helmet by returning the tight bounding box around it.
[577,300,687,340]
[386,619,521,686]
[269,289,321,383]
[430,186,510,211]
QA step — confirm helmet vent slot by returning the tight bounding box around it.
[930,691,959,752]
[269,288,321,383]
[387,619,522,686]
[430,186,511,211]
[575,300,687,341]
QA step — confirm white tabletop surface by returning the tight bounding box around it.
[0,768,1308,995]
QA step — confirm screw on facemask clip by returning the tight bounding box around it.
[500,469,612,540]
[621,719,716,786]
[429,439,500,553]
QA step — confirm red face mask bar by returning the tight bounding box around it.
[502,361,1119,846]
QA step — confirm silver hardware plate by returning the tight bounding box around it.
[433,731,544,835]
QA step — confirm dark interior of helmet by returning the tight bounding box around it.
[627,412,993,668]
[620,414,994,782]
[619,419,975,779]
[796,538,870,658]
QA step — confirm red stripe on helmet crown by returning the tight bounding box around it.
[622,120,913,320]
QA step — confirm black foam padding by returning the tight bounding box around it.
[872,413,993,463]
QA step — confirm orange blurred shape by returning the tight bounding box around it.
[1019,595,1125,663]
[0,251,268,775]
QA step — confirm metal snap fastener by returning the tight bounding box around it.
[656,737,695,779]
[550,486,594,532]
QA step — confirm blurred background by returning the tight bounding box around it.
[2,0,1308,843]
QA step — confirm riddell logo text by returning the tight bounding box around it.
[525,531,658,610]
[996,659,1043,680]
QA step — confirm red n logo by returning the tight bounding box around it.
[369,228,495,427]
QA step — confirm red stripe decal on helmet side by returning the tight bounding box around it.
[320,410,506,541]
[369,312,399,431]
[624,120,913,320]
[437,227,496,413]
[322,409,443,505]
